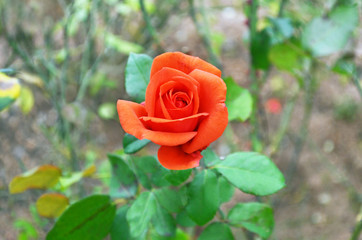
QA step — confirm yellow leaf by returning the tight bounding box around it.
[36,193,69,218]
[82,164,96,177]
[17,72,44,88]
[18,86,34,114]
[9,165,62,194]
[0,72,21,99]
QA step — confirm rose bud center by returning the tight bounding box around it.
[173,92,190,108]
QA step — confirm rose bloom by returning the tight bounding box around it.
[117,52,228,170]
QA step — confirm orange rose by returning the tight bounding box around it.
[117,52,228,170]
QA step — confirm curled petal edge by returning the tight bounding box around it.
[158,145,202,170]
[117,100,197,146]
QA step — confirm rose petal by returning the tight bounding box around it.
[159,80,195,119]
[150,52,221,78]
[146,68,199,118]
[158,146,202,170]
[117,100,197,146]
[181,70,228,153]
[140,113,208,133]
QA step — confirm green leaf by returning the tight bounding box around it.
[14,219,38,239]
[201,148,220,167]
[302,4,358,57]
[59,165,96,190]
[110,205,131,240]
[131,156,170,189]
[125,53,153,102]
[218,176,234,204]
[152,203,176,237]
[267,17,294,44]
[164,169,191,186]
[198,222,234,240]
[176,210,196,227]
[108,154,137,199]
[224,77,252,122]
[251,29,271,69]
[214,152,285,196]
[127,191,157,238]
[269,40,306,72]
[228,202,274,238]
[46,195,116,240]
[123,133,151,154]
[332,57,356,77]
[0,97,14,111]
[98,102,116,120]
[154,187,187,213]
[186,170,219,225]
[149,228,191,240]
[105,32,143,54]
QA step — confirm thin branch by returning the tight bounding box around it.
[268,94,297,157]
[278,0,288,17]
[350,220,362,240]
[352,72,362,99]
[248,0,263,152]
[188,0,222,70]
[139,0,164,51]
[286,63,318,182]
[76,0,97,102]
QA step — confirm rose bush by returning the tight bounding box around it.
[117,52,228,170]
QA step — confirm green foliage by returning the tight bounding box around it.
[127,191,157,238]
[131,155,170,189]
[228,202,274,238]
[154,187,187,213]
[201,147,220,167]
[123,133,151,154]
[104,32,144,54]
[108,154,137,199]
[13,219,38,240]
[46,195,116,240]
[269,40,307,73]
[215,152,285,196]
[152,203,176,237]
[0,97,14,111]
[185,170,219,225]
[267,17,294,44]
[176,210,197,227]
[302,4,358,57]
[332,57,357,77]
[110,206,131,240]
[334,99,359,121]
[224,77,253,122]
[251,29,271,69]
[125,53,153,102]
[149,228,191,240]
[218,176,235,204]
[198,222,234,240]
[164,169,192,186]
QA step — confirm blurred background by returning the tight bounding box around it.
[0,0,361,239]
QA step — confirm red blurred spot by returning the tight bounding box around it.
[265,98,282,114]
